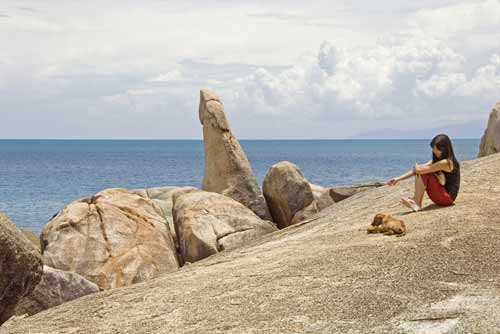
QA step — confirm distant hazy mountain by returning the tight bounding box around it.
[350,119,486,139]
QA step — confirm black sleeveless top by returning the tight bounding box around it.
[443,159,460,200]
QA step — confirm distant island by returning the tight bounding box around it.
[350,119,486,140]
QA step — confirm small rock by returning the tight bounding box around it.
[330,182,385,202]
[14,266,100,316]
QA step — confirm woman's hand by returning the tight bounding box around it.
[414,163,424,174]
[387,178,399,186]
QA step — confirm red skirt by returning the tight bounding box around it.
[420,173,454,206]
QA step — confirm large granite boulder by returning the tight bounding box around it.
[131,186,198,249]
[172,190,277,264]
[0,213,43,325]
[199,89,271,221]
[263,161,319,229]
[14,266,99,316]
[41,188,179,290]
[478,102,500,157]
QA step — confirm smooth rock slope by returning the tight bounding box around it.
[3,153,500,333]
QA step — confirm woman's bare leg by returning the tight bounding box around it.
[413,174,426,207]
[401,174,426,211]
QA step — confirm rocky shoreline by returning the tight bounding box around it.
[1,92,499,333]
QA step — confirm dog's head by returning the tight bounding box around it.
[372,213,386,226]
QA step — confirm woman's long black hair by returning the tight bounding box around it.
[430,134,459,167]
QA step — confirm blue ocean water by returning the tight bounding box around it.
[0,139,480,233]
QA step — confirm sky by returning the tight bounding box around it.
[0,0,499,139]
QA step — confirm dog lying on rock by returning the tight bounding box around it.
[367,213,406,236]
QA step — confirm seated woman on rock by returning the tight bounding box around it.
[387,134,461,212]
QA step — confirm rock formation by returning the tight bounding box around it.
[4,153,500,333]
[262,161,319,228]
[478,102,500,157]
[309,183,336,210]
[19,229,40,252]
[198,89,271,221]
[329,182,385,202]
[41,188,179,290]
[131,186,198,249]
[0,214,43,325]
[172,189,277,264]
[14,266,99,316]
[263,161,386,228]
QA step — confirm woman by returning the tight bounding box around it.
[387,134,461,212]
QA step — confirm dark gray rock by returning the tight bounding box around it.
[0,213,43,325]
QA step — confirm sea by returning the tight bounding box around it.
[0,139,480,233]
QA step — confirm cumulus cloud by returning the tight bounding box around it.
[229,0,500,126]
[411,0,500,38]
[1,0,499,139]
[147,69,183,83]
[455,54,500,98]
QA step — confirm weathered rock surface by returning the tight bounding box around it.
[131,186,198,248]
[199,89,271,221]
[19,229,40,252]
[41,188,179,290]
[330,182,385,202]
[0,214,43,325]
[263,161,318,228]
[263,160,385,228]
[3,153,500,334]
[478,102,500,157]
[14,266,100,316]
[309,183,336,210]
[292,182,385,225]
[172,190,277,264]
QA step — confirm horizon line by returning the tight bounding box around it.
[0,137,481,141]
[0,137,482,141]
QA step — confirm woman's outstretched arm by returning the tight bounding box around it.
[387,160,432,185]
[387,167,415,185]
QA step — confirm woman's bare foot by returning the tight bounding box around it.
[400,197,421,212]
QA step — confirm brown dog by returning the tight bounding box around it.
[367,213,406,236]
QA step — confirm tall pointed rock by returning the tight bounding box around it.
[199,89,271,221]
[478,102,500,158]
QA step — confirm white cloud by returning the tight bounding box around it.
[455,54,500,98]
[227,0,500,127]
[147,69,183,83]
[416,73,467,98]
[231,35,468,118]
[0,0,499,138]
[411,0,500,38]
